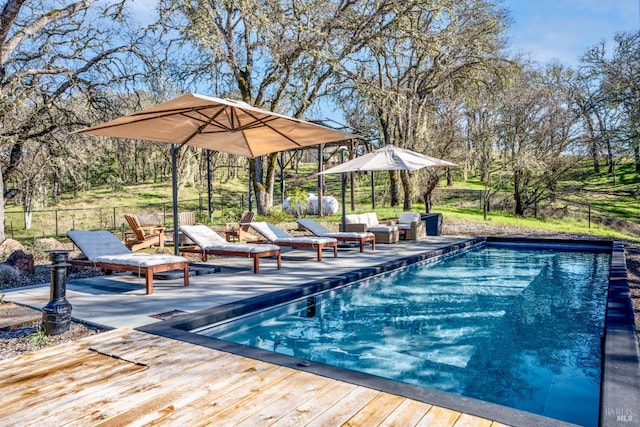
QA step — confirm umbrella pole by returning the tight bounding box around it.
[171,144,180,255]
[339,146,349,232]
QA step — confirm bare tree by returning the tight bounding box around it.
[337,0,510,210]
[579,33,640,176]
[0,0,149,240]
[497,64,579,216]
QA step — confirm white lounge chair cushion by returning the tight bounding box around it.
[94,253,188,267]
[368,225,398,232]
[67,230,133,260]
[398,212,420,224]
[297,219,373,238]
[345,212,381,228]
[67,230,188,265]
[251,222,337,244]
[297,219,331,235]
[180,225,280,253]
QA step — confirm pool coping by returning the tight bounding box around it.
[138,236,640,427]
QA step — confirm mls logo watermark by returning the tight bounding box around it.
[604,407,635,423]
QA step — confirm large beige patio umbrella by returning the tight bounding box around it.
[75,93,357,253]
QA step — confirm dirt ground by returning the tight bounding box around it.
[1,220,639,361]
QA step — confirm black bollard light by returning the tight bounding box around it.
[42,249,73,335]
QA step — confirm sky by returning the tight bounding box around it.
[503,0,639,66]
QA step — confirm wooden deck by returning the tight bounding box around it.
[1,329,509,426]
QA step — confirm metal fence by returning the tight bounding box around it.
[4,194,249,241]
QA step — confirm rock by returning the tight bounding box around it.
[34,238,71,251]
[0,239,25,259]
[4,250,35,274]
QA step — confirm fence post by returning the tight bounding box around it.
[55,209,59,237]
[112,207,116,231]
[588,204,591,229]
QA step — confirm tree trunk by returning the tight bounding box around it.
[389,170,401,207]
[422,191,432,213]
[264,152,278,211]
[251,157,270,215]
[0,169,5,242]
[590,140,600,174]
[514,173,525,216]
[400,171,412,210]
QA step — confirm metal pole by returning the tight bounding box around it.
[280,151,285,206]
[171,144,180,255]
[317,144,324,216]
[340,148,347,232]
[248,162,253,212]
[370,171,376,209]
[207,150,213,217]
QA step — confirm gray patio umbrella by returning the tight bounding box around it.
[320,144,456,229]
[75,93,358,253]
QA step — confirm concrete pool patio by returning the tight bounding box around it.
[3,236,639,426]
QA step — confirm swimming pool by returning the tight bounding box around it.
[195,244,609,426]
[139,237,640,427]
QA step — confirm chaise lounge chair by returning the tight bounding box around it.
[67,230,189,294]
[178,225,282,273]
[249,222,338,261]
[123,213,165,251]
[297,218,375,252]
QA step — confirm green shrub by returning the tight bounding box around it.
[195,212,213,225]
[260,210,294,224]
[287,188,308,219]
[28,325,53,348]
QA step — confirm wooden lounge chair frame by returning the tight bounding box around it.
[67,230,189,294]
[179,225,282,273]
[225,211,256,242]
[249,222,338,261]
[124,213,165,252]
[297,219,375,252]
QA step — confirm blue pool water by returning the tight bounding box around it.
[197,245,610,426]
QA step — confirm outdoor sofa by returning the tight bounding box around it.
[344,212,400,244]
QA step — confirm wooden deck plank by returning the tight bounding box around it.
[0,352,144,408]
[345,392,406,425]
[1,329,504,427]
[415,405,462,427]
[138,365,296,426]
[2,335,230,425]
[377,397,433,427]
[235,374,335,426]
[304,386,381,427]
[59,349,253,425]
[453,413,495,427]
[269,381,361,427]
[204,370,320,425]
[93,356,279,426]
